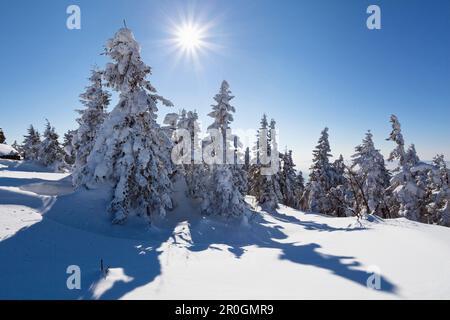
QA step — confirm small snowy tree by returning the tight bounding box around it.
[293,171,305,209]
[83,27,174,224]
[11,140,23,157]
[39,120,64,170]
[63,130,76,166]
[22,125,41,161]
[201,81,247,217]
[72,69,110,186]
[351,131,391,217]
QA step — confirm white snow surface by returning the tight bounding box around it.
[0,144,18,157]
[1,159,450,299]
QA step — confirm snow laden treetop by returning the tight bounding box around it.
[82,27,175,224]
[103,28,173,107]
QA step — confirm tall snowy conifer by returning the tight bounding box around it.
[303,128,334,214]
[201,81,247,217]
[84,28,174,224]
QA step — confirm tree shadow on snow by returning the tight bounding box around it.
[0,175,397,298]
[186,209,397,295]
[268,210,367,232]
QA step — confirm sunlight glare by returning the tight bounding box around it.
[176,24,202,50]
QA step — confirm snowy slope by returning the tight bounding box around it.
[1,159,450,299]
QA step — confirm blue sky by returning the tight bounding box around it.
[1,0,449,172]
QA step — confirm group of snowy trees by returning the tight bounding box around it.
[7,27,450,228]
[293,115,449,227]
[16,121,67,170]
[246,114,304,212]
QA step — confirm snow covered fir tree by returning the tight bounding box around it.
[302,127,335,214]
[38,120,65,171]
[200,80,247,217]
[21,125,41,161]
[79,28,175,224]
[350,131,391,217]
[176,109,205,199]
[72,69,110,186]
[247,114,284,211]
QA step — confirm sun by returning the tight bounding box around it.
[164,11,222,70]
[176,24,203,51]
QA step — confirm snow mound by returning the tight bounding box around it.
[0,144,19,157]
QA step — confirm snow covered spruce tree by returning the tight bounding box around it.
[176,109,206,199]
[62,130,76,166]
[248,115,281,211]
[293,170,305,209]
[72,69,110,186]
[350,131,391,217]
[327,154,354,217]
[231,135,249,196]
[302,128,334,214]
[22,125,41,161]
[386,115,426,221]
[201,80,247,217]
[425,155,450,226]
[269,119,283,202]
[82,28,174,224]
[39,120,65,170]
[280,150,301,208]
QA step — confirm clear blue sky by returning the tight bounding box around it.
[1,0,449,172]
